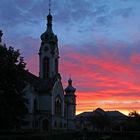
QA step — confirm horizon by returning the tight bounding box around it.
[0,0,140,116]
[76,108,131,116]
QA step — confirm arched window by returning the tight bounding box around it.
[55,58,58,74]
[59,122,62,128]
[43,57,49,78]
[64,123,66,128]
[42,119,49,131]
[54,121,57,128]
[55,96,62,116]
[34,98,38,113]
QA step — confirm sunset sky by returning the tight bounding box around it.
[0,0,140,115]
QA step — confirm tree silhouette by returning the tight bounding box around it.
[0,45,28,130]
[128,111,140,117]
[125,111,140,131]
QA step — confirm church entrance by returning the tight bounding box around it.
[42,119,49,131]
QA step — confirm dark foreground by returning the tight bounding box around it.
[0,131,140,140]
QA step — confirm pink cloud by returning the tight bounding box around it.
[25,40,140,115]
[59,43,140,114]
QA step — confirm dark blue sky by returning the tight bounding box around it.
[1,0,140,114]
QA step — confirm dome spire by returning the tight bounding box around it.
[0,30,3,43]
[40,0,58,44]
[49,0,51,15]
[47,0,53,34]
[68,75,72,86]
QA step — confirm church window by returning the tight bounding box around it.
[43,57,50,78]
[59,122,62,128]
[42,119,49,131]
[55,96,62,116]
[64,123,66,128]
[34,98,38,113]
[54,121,57,128]
[34,120,38,128]
[55,58,58,74]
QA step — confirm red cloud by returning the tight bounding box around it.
[26,42,140,115]
[59,44,140,115]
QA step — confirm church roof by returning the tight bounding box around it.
[26,71,59,95]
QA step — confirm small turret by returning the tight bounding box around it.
[65,78,76,94]
[65,78,76,129]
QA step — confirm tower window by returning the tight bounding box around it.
[34,98,38,113]
[55,58,58,74]
[43,57,49,78]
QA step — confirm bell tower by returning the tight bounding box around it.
[39,1,59,79]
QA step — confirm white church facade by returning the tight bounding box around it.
[23,11,76,131]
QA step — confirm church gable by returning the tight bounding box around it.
[52,80,64,117]
[52,79,64,98]
[25,71,56,95]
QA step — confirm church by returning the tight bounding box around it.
[0,4,76,131]
[23,10,76,130]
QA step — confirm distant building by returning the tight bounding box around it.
[76,108,128,131]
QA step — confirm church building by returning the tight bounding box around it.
[0,4,76,131]
[23,10,76,130]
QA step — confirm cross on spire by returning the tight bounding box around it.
[49,0,51,14]
[69,74,71,79]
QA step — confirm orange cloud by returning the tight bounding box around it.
[60,44,140,115]
[26,42,140,116]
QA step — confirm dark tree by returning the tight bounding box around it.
[125,111,140,131]
[128,111,140,117]
[0,43,28,130]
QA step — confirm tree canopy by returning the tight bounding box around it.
[0,44,28,130]
[128,111,140,118]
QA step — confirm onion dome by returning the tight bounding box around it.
[65,78,76,94]
[40,13,58,45]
